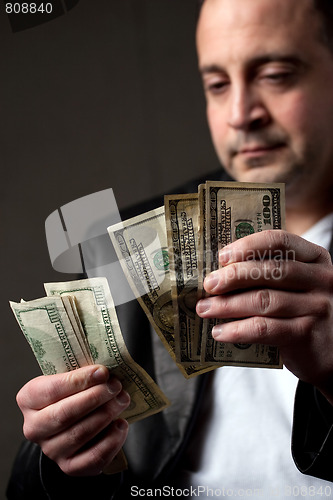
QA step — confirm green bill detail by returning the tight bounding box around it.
[153,250,169,271]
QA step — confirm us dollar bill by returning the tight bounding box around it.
[61,295,93,364]
[10,296,91,374]
[11,292,129,474]
[164,193,215,375]
[194,184,208,361]
[165,194,199,363]
[44,277,170,423]
[108,207,210,378]
[201,181,285,368]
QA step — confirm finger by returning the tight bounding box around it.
[17,365,110,411]
[24,377,124,441]
[42,390,130,460]
[211,315,311,347]
[197,289,329,319]
[57,419,129,477]
[218,230,331,265]
[204,259,328,294]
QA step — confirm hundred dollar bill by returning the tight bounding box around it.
[10,297,91,374]
[201,181,285,368]
[164,193,215,375]
[108,207,208,378]
[45,277,170,422]
[194,184,208,361]
[165,194,200,363]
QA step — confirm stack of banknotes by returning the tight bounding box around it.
[10,180,285,471]
[10,277,170,419]
[108,181,285,378]
[10,180,285,399]
[10,277,171,472]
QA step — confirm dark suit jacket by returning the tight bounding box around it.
[7,170,333,499]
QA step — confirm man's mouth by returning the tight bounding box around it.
[237,143,285,158]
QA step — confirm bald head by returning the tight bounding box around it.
[197,0,333,55]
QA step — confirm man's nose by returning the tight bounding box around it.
[227,85,269,131]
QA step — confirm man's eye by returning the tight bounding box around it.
[204,80,228,94]
[261,71,293,84]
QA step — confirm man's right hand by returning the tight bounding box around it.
[16,364,130,477]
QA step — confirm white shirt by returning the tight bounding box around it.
[175,213,333,499]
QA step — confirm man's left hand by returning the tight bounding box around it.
[196,230,333,404]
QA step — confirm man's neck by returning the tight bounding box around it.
[286,205,333,236]
[284,183,333,235]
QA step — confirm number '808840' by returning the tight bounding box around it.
[5,3,53,14]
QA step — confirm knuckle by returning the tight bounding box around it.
[87,385,105,409]
[280,230,291,251]
[66,368,92,392]
[224,263,237,282]
[273,256,282,270]
[325,269,333,292]
[16,377,43,411]
[326,250,333,265]
[59,446,108,477]
[263,257,283,279]
[272,258,285,280]
[16,388,26,411]
[89,445,110,473]
[228,321,244,343]
[23,420,39,443]
[57,449,102,477]
[58,458,81,477]
[315,297,332,318]
[315,245,332,265]
[267,229,290,252]
[48,399,73,429]
[215,296,230,317]
[66,422,88,450]
[255,289,271,315]
[55,366,99,399]
[40,440,59,462]
[254,316,269,338]
[299,316,315,336]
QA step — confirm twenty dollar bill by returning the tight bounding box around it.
[44,277,170,423]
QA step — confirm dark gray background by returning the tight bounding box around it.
[0,0,221,496]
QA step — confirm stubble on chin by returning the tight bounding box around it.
[226,156,301,186]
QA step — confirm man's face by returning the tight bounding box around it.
[196,0,333,204]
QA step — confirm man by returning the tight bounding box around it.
[7,0,333,498]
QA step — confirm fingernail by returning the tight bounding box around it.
[107,378,122,395]
[115,419,128,431]
[197,299,211,314]
[212,324,223,339]
[116,390,130,406]
[205,272,219,291]
[93,366,108,383]
[219,248,232,264]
